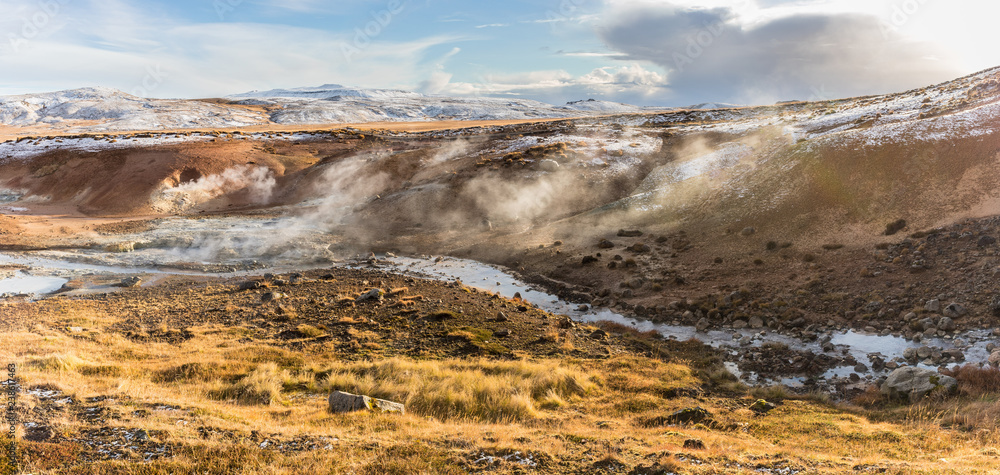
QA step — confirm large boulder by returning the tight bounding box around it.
[989,349,1000,367]
[328,391,405,415]
[880,367,956,403]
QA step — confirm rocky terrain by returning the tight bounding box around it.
[1,66,1000,472]
[2,264,1000,474]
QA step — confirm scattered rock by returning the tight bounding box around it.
[978,235,997,247]
[581,255,599,265]
[356,289,385,303]
[597,239,615,249]
[749,399,777,414]
[740,227,756,237]
[328,391,405,415]
[924,299,941,313]
[119,276,142,288]
[493,329,511,338]
[748,316,764,329]
[989,350,1000,367]
[683,439,706,450]
[538,159,560,172]
[617,229,643,237]
[590,329,608,340]
[239,281,264,291]
[880,367,957,403]
[885,219,907,236]
[557,316,575,329]
[626,243,651,253]
[943,303,967,318]
[131,429,150,442]
[989,296,1000,317]
[261,292,285,303]
[695,318,710,332]
[666,407,711,425]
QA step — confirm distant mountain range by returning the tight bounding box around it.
[0,84,670,133]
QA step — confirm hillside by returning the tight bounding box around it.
[0,85,661,135]
[2,67,1000,473]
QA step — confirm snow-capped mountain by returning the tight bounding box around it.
[0,85,659,133]
[683,102,743,110]
[227,87,653,124]
[0,87,267,131]
[561,99,653,113]
[229,84,423,101]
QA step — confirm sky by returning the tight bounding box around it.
[0,0,997,107]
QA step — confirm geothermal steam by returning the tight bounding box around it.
[152,166,276,213]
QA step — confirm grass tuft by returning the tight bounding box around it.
[208,363,288,405]
[323,358,596,422]
[24,354,88,373]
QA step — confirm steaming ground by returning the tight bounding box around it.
[4,69,1000,474]
[1,66,1000,347]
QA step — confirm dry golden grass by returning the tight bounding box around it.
[322,358,597,422]
[2,298,1000,473]
[208,363,289,405]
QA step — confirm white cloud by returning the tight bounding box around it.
[419,47,462,95]
[430,64,668,104]
[595,0,964,104]
[252,0,332,13]
[557,51,621,58]
[0,0,458,97]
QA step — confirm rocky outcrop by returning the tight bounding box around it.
[328,391,405,415]
[880,367,956,403]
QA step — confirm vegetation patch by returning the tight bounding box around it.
[323,358,596,422]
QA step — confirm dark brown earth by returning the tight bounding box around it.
[1,265,726,468]
[3,118,1000,339]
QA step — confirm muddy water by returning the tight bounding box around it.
[0,272,67,296]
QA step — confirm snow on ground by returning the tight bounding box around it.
[684,102,743,110]
[0,84,675,134]
[0,88,267,131]
[560,99,653,114]
[488,126,662,174]
[0,129,362,163]
[229,84,423,101]
[0,134,215,163]
[658,66,1000,147]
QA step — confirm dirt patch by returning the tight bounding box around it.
[92,219,158,235]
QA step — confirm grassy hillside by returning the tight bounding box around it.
[1,269,999,474]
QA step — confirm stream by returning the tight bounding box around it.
[1,248,995,389]
[372,255,996,388]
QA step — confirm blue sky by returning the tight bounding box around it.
[0,0,997,106]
